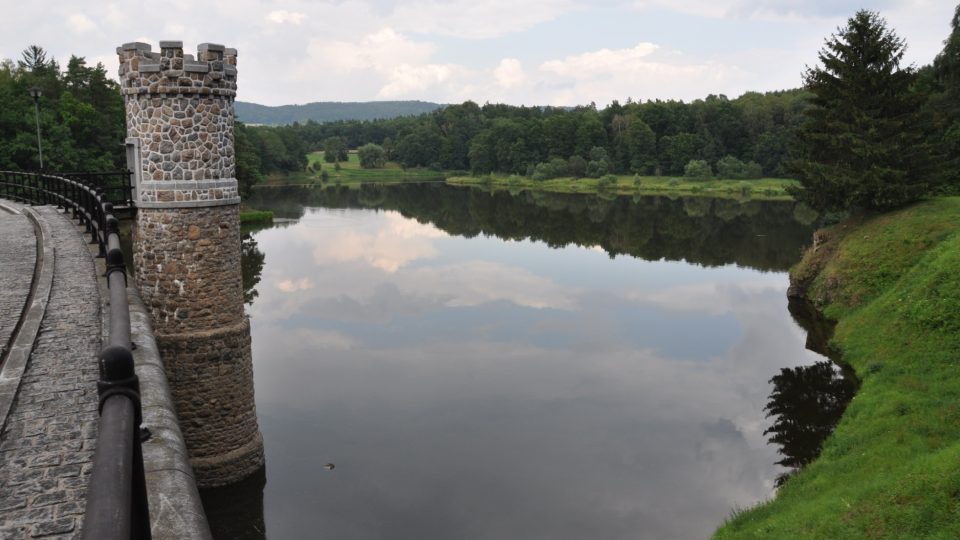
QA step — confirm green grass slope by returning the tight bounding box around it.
[716,197,960,538]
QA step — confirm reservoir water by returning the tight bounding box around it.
[201,183,830,539]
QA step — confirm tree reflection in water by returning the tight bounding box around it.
[241,232,265,306]
[764,361,855,486]
[246,183,820,272]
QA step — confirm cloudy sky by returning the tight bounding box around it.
[0,0,954,106]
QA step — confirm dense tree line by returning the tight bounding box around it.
[0,46,125,171]
[245,90,809,179]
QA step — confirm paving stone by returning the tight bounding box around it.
[0,212,35,361]
[0,207,101,537]
[30,517,74,537]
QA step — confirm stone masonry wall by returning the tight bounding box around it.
[120,40,263,487]
[157,320,264,488]
[132,206,244,334]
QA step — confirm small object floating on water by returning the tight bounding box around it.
[324,463,335,471]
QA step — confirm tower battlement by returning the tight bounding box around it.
[118,40,240,198]
[117,41,238,97]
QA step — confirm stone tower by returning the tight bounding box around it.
[117,41,263,487]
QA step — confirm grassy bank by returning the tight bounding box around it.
[716,197,960,538]
[447,174,798,200]
[239,209,274,225]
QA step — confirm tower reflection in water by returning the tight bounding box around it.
[199,465,267,540]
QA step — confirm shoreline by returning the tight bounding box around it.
[715,196,960,538]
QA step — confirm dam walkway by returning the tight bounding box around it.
[0,201,101,538]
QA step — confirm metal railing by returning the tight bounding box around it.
[0,171,150,540]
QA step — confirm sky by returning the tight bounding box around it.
[0,0,954,107]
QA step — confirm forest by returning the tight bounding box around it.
[241,90,807,180]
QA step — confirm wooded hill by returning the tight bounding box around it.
[235,100,443,125]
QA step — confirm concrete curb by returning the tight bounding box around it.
[127,286,213,539]
[0,203,55,435]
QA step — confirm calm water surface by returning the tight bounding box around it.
[203,184,829,539]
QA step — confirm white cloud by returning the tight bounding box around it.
[266,10,306,25]
[67,13,97,34]
[277,278,315,292]
[630,0,900,21]
[103,4,127,27]
[379,63,470,98]
[390,0,577,39]
[308,28,435,73]
[537,42,751,104]
[1,0,950,107]
[305,28,475,100]
[494,58,527,89]
[540,42,660,77]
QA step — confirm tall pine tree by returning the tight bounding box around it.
[791,10,935,212]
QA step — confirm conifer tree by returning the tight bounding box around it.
[932,4,960,188]
[791,10,934,211]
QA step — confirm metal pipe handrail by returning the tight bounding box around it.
[0,170,150,540]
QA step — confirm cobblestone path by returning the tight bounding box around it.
[0,210,35,362]
[0,207,102,539]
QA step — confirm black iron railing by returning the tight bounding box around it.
[0,171,150,540]
[0,170,134,210]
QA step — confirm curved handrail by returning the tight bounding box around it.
[0,170,150,540]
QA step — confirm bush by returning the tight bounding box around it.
[597,175,618,190]
[586,159,609,178]
[717,155,764,179]
[568,155,587,178]
[684,159,713,179]
[321,170,330,182]
[532,158,570,180]
[357,143,387,169]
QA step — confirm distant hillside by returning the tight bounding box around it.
[236,100,443,125]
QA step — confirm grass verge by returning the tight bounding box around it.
[715,196,960,538]
[267,151,446,185]
[447,174,799,200]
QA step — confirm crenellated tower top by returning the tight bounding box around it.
[117,39,240,201]
[117,41,238,97]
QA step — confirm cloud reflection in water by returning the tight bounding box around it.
[243,203,821,540]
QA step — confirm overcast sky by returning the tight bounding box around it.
[0,0,954,106]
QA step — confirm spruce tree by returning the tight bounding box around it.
[932,4,960,188]
[791,10,935,212]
